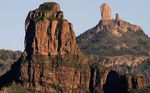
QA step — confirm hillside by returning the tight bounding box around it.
[77,3,150,93]
[77,4,150,57]
[0,2,150,93]
[0,49,21,76]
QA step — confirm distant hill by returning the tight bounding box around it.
[77,19,150,57]
[77,8,150,57]
[0,49,21,76]
[0,49,21,63]
[77,3,150,92]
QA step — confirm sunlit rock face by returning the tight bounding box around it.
[0,2,149,93]
[25,2,79,57]
[22,2,90,93]
[77,3,149,57]
[100,3,112,21]
[77,3,150,93]
[0,2,91,93]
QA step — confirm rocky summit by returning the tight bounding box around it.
[77,3,150,57]
[0,2,150,93]
[77,3,150,93]
[0,2,90,93]
[25,2,79,56]
[100,3,112,21]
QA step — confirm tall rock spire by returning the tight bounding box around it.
[25,2,79,57]
[100,3,112,20]
[0,2,90,93]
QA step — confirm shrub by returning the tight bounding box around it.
[6,84,28,93]
[129,87,150,93]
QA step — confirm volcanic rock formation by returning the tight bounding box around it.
[77,3,150,57]
[100,3,112,21]
[25,2,79,57]
[0,2,90,93]
[77,2,150,93]
[19,2,91,92]
[0,2,149,93]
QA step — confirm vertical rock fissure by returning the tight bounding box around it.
[40,61,44,84]
[89,64,95,93]
[47,22,52,56]
[57,21,62,54]
[32,66,35,87]
[28,60,32,82]
[95,70,100,87]
[35,37,38,54]
[25,20,35,59]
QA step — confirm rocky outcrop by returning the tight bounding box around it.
[76,3,150,93]
[0,2,149,93]
[0,2,90,93]
[100,3,112,21]
[102,70,145,93]
[126,74,145,90]
[100,55,149,68]
[87,63,146,93]
[25,2,79,57]
[20,2,91,93]
[20,55,90,93]
[77,3,150,57]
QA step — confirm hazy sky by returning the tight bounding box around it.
[0,0,150,51]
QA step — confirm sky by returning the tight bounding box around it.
[0,0,150,51]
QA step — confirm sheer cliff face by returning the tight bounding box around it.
[19,2,89,92]
[0,2,90,93]
[0,2,148,93]
[25,2,79,56]
[20,2,90,93]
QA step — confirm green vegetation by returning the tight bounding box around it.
[39,2,57,13]
[77,20,150,57]
[1,84,30,93]
[33,12,57,22]
[0,49,21,63]
[39,5,50,13]
[33,16,44,22]
[129,87,150,93]
[8,84,26,93]
[137,60,150,86]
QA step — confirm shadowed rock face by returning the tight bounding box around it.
[103,70,128,93]
[25,2,79,57]
[102,70,145,93]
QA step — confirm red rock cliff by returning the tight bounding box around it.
[20,2,90,93]
[25,2,79,56]
[0,2,90,93]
